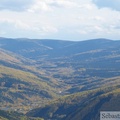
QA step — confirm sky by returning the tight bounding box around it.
[0,0,120,41]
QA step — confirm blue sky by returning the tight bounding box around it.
[0,0,120,41]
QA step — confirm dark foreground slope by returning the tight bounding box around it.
[0,110,44,120]
[27,85,120,120]
[0,110,24,120]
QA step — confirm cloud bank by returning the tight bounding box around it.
[0,0,120,40]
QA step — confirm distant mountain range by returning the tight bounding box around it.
[0,37,120,120]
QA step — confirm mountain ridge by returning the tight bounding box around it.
[0,37,120,119]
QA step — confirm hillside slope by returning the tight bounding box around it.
[0,37,120,115]
[27,85,120,120]
[0,64,59,113]
[0,110,44,120]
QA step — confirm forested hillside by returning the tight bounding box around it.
[0,38,120,119]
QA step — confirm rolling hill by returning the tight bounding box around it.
[0,110,44,120]
[27,85,120,120]
[0,47,61,113]
[0,37,120,119]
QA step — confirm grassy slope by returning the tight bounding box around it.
[27,85,120,120]
[0,110,44,120]
[0,49,62,112]
[0,65,59,113]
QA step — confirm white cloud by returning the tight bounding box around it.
[49,0,79,8]
[79,4,95,10]
[34,25,58,35]
[77,30,87,35]
[41,26,58,33]
[28,1,52,12]
[28,0,79,13]
[14,21,31,30]
[0,0,120,40]
[0,17,31,30]
[93,16,105,22]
